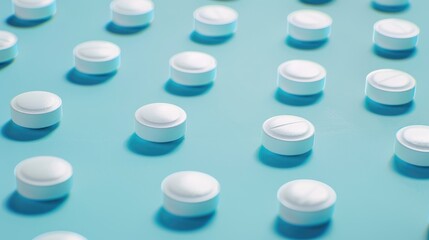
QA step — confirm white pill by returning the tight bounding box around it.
[287,10,332,42]
[169,51,217,86]
[373,0,409,8]
[161,171,220,217]
[110,0,154,27]
[33,231,86,240]
[262,115,315,156]
[373,18,419,51]
[277,60,326,96]
[0,31,18,63]
[15,156,73,201]
[10,91,62,129]
[13,0,56,20]
[277,179,336,226]
[135,103,186,143]
[365,69,415,105]
[395,125,429,167]
[193,5,238,37]
[73,41,121,75]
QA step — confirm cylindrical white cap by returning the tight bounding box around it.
[373,18,419,51]
[287,10,332,42]
[13,0,56,20]
[395,125,429,167]
[74,41,121,75]
[110,0,154,27]
[193,5,238,37]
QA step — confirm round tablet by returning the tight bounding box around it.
[395,125,429,167]
[33,231,86,240]
[373,0,409,10]
[193,5,238,37]
[13,0,56,20]
[0,31,18,63]
[278,179,336,226]
[73,41,121,75]
[135,103,187,143]
[10,91,62,129]
[365,69,415,105]
[110,0,154,27]
[373,18,419,51]
[161,171,220,217]
[262,115,315,156]
[169,51,217,86]
[287,10,332,42]
[15,156,73,200]
[277,60,326,96]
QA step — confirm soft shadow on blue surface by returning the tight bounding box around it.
[274,217,332,239]
[0,60,14,70]
[300,0,333,4]
[258,146,311,168]
[2,120,58,141]
[286,36,328,50]
[66,68,116,85]
[127,134,183,156]
[164,79,213,97]
[5,191,67,215]
[190,31,233,45]
[155,207,215,231]
[105,22,149,35]
[275,89,323,106]
[371,2,409,12]
[373,45,416,59]
[364,98,414,116]
[392,156,429,179]
[6,15,51,28]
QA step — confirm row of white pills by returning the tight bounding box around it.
[14,154,337,227]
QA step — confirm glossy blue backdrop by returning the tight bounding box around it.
[0,0,428,239]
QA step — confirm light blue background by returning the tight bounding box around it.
[1,0,428,239]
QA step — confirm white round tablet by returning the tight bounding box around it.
[277,179,336,226]
[33,231,86,240]
[365,69,415,105]
[193,5,238,37]
[287,10,332,42]
[161,171,220,217]
[10,91,62,129]
[15,156,73,201]
[169,51,217,86]
[262,115,315,156]
[110,0,154,27]
[395,125,429,167]
[277,60,326,96]
[0,31,18,63]
[73,41,121,75]
[135,103,187,143]
[373,18,419,51]
[13,0,56,20]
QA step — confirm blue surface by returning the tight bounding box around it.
[1,0,429,239]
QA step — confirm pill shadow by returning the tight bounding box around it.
[105,22,149,35]
[1,120,59,142]
[286,36,328,50]
[371,2,409,12]
[164,79,213,97]
[155,207,215,232]
[126,134,183,156]
[0,60,14,70]
[364,98,414,116]
[275,89,323,106]
[190,31,233,45]
[5,191,67,216]
[300,0,333,4]
[257,146,311,168]
[6,15,51,28]
[66,68,116,86]
[392,156,429,179]
[373,45,416,60]
[274,217,332,239]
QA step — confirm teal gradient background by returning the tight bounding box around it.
[0,0,428,239]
